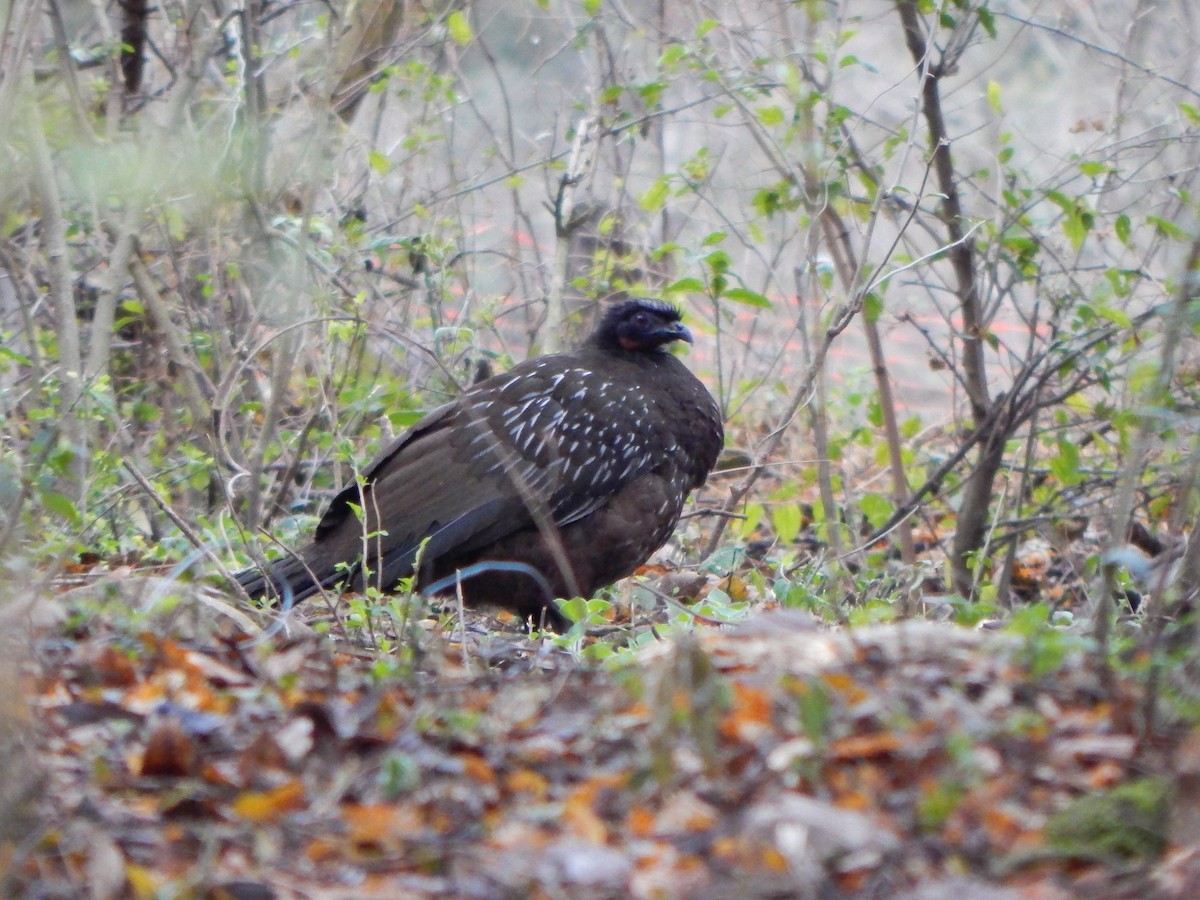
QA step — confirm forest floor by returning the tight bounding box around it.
[4,555,1197,899]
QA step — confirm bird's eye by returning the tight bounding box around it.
[634,313,648,326]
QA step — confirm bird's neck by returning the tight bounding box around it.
[581,342,669,365]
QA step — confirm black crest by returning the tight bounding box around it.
[589,298,692,353]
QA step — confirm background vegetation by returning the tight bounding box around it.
[3,0,1198,631]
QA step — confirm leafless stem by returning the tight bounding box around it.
[24,61,87,503]
[546,114,600,353]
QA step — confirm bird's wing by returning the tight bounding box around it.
[312,401,553,571]
[480,359,677,524]
[312,400,458,542]
[313,359,670,569]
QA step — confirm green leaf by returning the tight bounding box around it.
[0,346,32,366]
[1095,304,1132,328]
[986,80,1002,114]
[1078,160,1111,177]
[660,44,685,67]
[703,249,731,274]
[582,0,601,14]
[664,277,706,294]
[556,596,588,623]
[638,177,669,212]
[772,503,803,544]
[756,105,785,127]
[859,492,892,529]
[368,150,391,174]
[43,491,82,526]
[1115,214,1131,246]
[867,394,883,428]
[918,780,965,829]
[446,10,472,45]
[740,502,764,539]
[797,678,831,745]
[1046,190,1094,250]
[1044,779,1168,861]
[977,6,996,38]
[1147,216,1188,241]
[721,287,771,308]
[1050,438,1082,486]
[637,80,665,108]
[864,291,883,323]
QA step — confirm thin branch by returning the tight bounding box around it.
[998,10,1200,102]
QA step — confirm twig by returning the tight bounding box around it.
[700,296,861,559]
[545,113,601,353]
[128,251,214,425]
[122,460,207,554]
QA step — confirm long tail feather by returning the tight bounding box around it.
[234,548,330,604]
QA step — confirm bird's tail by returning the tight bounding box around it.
[234,547,330,605]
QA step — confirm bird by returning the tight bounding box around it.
[235,298,724,630]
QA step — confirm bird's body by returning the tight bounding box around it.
[236,299,723,628]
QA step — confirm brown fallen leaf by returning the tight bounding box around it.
[138,717,197,777]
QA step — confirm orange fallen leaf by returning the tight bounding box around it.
[342,803,422,846]
[835,868,868,893]
[89,646,139,688]
[719,575,750,601]
[231,780,306,822]
[761,845,789,872]
[506,767,549,797]
[1087,759,1124,788]
[634,563,671,577]
[833,788,872,812]
[720,682,772,741]
[982,806,1022,845]
[200,761,238,787]
[343,803,398,844]
[821,671,869,704]
[123,681,168,713]
[564,783,610,843]
[460,752,495,784]
[305,837,341,864]
[829,731,904,760]
[628,806,656,838]
[710,835,739,861]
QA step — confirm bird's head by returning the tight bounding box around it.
[590,298,693,354]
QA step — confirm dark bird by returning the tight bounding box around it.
[236,298,724,630]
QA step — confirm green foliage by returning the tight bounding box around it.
[793,677,832,747]
[917,779,966,830]
[378,751,422,798]
[1005,605,1093,679]
[1043,778,1169,861]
